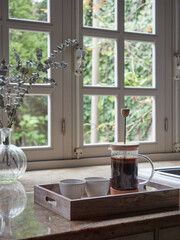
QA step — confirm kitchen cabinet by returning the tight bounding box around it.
[109,225,180,240]
[159,226,180,240]
[109,231,154,240]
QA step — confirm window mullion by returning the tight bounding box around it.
[2,22,9,61]
[164,0,173,152]
[81,28,120,38]
[1,0,8,128]
[62,0,75,159]
[50,0,64,159]
[79,0,83,32]
[75,23,84,151]
[154,0,167,152]
[79,87,84,151]
[124,32,158,42]
[1,0,8,21]
[0,25,2,59]
[118,41,124,143]
[0,0,2,20]
[117,0,124,142]
[123,88,158,95]
[82,87,120,95]
[6,20,53,32]
[25,86,55,95]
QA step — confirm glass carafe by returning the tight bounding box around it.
[109,142,154,191]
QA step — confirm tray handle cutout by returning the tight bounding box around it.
[46,196,57,207]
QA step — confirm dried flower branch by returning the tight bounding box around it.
[0,38,79,129]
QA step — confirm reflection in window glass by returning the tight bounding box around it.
[83,0,116,30]
[83,36,116,87]
[83,95,115,144]
[9,29,49,83]
[124,41,154,88]
[12,95,49,147]
[124,96,155,142]
[125,0,154,33]
[9,0,49,22]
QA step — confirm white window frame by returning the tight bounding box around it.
[1,0,180,170]
[75,0,174,158]
[0,0,69,161]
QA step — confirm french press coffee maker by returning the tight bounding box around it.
[109,109,154,191]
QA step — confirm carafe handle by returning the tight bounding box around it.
[138,154,154,186]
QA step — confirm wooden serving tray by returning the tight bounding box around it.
[34,181,179,220]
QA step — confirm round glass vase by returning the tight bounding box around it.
[0,181,27,239]
[0,128,27,183]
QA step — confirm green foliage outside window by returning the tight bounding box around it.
[9,30,48,82]
[125,0,153,33]
[83,0,154,144]
[12,96,48,147]
[125,96,153,142]
[124,41,153,88]
[83,96,115,144]
[83,37,115,86]
[83,0,116,30]
[9,0,48,22]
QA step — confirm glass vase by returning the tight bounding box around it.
[0,128,27,183]
[0,181,27,239]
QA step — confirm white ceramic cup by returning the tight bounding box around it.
[59,179,86,199]
[85,177,110,197]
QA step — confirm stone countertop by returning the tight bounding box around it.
[18,160,180,192]
[2,161,180,240]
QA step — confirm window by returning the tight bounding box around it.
[0,0,176,166]
[76,0,173,158]
[0,0,65,161]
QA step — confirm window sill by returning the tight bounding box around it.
[26,152,180,171]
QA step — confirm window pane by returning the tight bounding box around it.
[9,0,49,22]
[83,37,116,87]
[83,95,115,144]
[124,41,154,88]
[125,0,154,34]
[83,0,116,30]
[9,29,49,84]
[124,96,155,142]
[12,95,49,147]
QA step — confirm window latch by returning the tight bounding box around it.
[174,143,180,152]
[62,119,65,135]
[74,148,83,159]
[74,46,86,76]
[164,118,168,132]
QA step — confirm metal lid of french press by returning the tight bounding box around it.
[110,142,139,151]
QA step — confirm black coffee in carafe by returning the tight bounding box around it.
[109,142,154,191]
[111,157,138,190]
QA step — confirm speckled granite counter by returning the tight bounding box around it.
[2,161,180,240]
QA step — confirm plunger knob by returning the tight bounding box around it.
[121,108,130,118]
